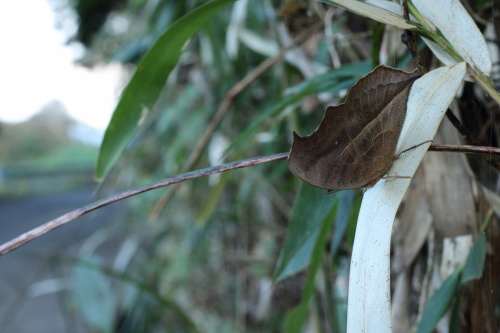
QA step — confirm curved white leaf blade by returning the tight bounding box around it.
[413,0,491,76]
[422,37,458,67]
[346,63,466,333]
[322,0,416,30]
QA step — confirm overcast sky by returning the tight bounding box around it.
[0,0,123,130]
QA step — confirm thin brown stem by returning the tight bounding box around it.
[444,108,500,170]
[428,144,500,155]
[0,153,289,257]
[3,143,500,256]
[149,22,324,220]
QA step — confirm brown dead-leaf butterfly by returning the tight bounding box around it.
[288,65,420,191]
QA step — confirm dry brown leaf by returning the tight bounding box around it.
[288,65,420,190]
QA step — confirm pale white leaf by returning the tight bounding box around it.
[324,0,416,30]
[421,38,474,81]
[422,37,457,67]
[346,63,466,333]
[364,0,435,30]
[413,0,491,76]
[441,235,472,278]
[238,29,278,58]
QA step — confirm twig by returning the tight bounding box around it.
[400,0,410,21]
[150,22,324,220]
[400,0,425,74]
[0,153,289,257]
[3,143,500,256]
[428,144,500,155]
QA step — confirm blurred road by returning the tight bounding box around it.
[0,187,122,332]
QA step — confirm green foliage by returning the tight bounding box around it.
[70,254,201,332]
[45,0,496,331]
[417,269,462,333]
[95,0,237,180]
[417,233,487,333]
[461,232,487,283]
[283,203,337,333]
[73,255,117,333]
[274,183,340,282]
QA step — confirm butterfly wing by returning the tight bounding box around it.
[288,66,419,190]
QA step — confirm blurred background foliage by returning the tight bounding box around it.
[2,0,500,332]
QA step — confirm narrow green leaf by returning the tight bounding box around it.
[461,232,487,283]
[331,284,348,333]
[285,62,371,94]
[417,232,487,333]
[283,198,337,333]
[73,255,116,333]
[329,190,354,258]
[342,194,361,249]
[370,22,384,68]
[416,269,462,333]
[95,0,237,180]
[72,256,200,332]
[274,183,339,282]
[449,293,462,333]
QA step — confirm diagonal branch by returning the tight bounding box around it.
[2,143,500,257]
[0,153,289,257]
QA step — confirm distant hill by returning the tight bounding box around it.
[0,100,99,195]
[0,100,98,168]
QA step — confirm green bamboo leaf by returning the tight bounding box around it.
[417,232,486,333]
[371,22,385,67]
[329,190,355,258]
[95,0,237,180]
[274,183,339,282]
[70,255,201,332]
[416,269,462,333]
[461,232,487,283]
[283,195,337,333]
[73,255,117,333]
